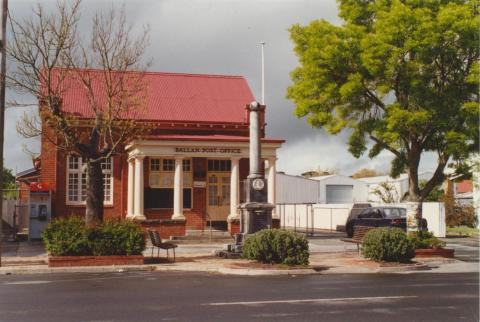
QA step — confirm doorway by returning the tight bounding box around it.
[206,173,230,221]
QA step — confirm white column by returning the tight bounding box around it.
[267,158,277,218]
[228,157,240,222]
[133,156,146,220]
[126,158,135,218]
[172,156,185,220]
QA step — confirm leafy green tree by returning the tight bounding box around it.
[2,165,15,190]
[419,180,443,202]
[287,0,479,202]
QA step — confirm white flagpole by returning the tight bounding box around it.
[260,41,265,105]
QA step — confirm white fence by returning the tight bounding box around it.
[2,199,16,227]
[277,202,446,237]
[277,203,352,234]
[1,199,29,232]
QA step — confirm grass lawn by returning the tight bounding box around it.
[446,226,480,237]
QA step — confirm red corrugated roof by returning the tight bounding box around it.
[143,134,285,144]
[49,68,255,123]
[456,180,473,194]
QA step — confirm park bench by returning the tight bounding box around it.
[341,226,375,253]
[147,229,178,262]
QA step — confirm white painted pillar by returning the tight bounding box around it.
[126,158,135,218]
[172,157,185,220]
[249,103,261,178]
[267,158,277,218]
[133,156,146,220]
[228,157,240,222]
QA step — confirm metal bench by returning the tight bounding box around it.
[147,229,178,262]
[341,226,375,253]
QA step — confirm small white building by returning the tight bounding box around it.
[275,173,368,204]
[357,171,434,202]
[310,175,368,204]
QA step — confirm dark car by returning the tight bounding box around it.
[345,206,427,238]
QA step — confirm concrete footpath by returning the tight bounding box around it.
[0,235,478,276]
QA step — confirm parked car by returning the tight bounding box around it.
[345,206,428,238]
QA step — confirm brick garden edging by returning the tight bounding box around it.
[49,255,144,267]
[414,248,455,258]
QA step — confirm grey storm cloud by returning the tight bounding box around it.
[5,0,436,176]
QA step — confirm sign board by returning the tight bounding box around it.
[175,147,241,154]
[406,202,421,232]
[193,181,206,188]
[30,182,50,191]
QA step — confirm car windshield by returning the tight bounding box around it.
[383,208,406,218]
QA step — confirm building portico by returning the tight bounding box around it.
[125,135,283,229]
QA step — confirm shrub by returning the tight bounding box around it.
[43,217,146,256]
[42,216,90,256]
[362,228,414,262]
[408,231,446,249]
[242,229,309,266]
[88,220,146,256]
[446,204,478,228]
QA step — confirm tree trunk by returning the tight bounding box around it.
[85,160,104,227]
[406,144,421,202]
[406,145,422,232]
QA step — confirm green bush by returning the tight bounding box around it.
[88,220,146,256]
[408,230,446,249]
[43,217,146,256]
[42,216,90,256]
[362,228,414,262]
[242,229,309,266]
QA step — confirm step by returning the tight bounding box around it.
[185,230,232,238]
[167,237,233,244]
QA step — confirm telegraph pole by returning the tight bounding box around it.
[0,0,8,267]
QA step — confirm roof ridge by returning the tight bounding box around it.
[51,67,246,79]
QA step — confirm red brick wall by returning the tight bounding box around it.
[39,126,59,216]
[228,220,240,235]
[43,143,125,220]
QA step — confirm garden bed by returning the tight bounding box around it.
[49,255,144,267]
[414,248,455,258]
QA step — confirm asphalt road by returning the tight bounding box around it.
[0,272,478,322]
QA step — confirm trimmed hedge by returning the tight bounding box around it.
[242,229,309,266]
[42,216,90,256]
[362,227,414,262]
[407,230,446,249]
[43,217,146,256]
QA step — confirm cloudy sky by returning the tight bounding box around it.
[7,0,437,176]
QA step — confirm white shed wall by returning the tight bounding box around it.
[275,173,320,204]
[315,176,368,203]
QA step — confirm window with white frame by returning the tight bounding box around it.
[146,158,192,209]
[66,155,113,205]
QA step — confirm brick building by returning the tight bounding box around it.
[25,69,283,237]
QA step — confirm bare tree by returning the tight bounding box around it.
[9,0,151,226]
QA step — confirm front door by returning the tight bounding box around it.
[207,173,230,221]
